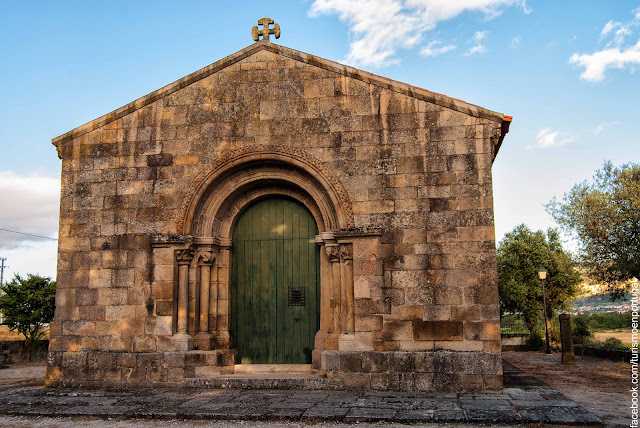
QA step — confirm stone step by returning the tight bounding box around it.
[186,373,329,390]
[233,364,313,375]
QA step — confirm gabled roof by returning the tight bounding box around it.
[53,41,511,147]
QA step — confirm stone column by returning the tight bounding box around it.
[174,248,194,350]
[215,242,232,349]
[323,232,342,351]
[326,244,342,330]
[338,243,357,351]
[193,248,217,351]
[559,313,576,364]
[313,235,332,368]
[340,243,355,334]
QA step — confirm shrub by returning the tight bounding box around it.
[527,330,544,351]
[572,316,593,345]
[601,337,626,350]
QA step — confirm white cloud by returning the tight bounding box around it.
[0,171,60,249]
[510,35,521,48]
[570,41,640,82]
[594,121,620,135]
[601,20,619,38]
[474,30,488,42]
[309,0,530,67]
[527,128,575,150]
[465,44,486,55]
[420,40,455,56]
[571,7,640,81]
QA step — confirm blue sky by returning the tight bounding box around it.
[0,0,638,279]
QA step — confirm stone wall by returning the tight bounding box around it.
[46,349,235,387]
[48,41,508,390]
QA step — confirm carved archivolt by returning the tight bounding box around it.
[178,145,354,235]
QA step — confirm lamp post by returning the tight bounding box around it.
[538,267,552,354]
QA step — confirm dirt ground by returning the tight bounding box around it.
[503,351,630,427]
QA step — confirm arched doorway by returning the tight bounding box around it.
[230,196,320,364]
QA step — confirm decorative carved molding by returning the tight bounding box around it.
[333,225,382,238]
[196,248,219,265]
[197,251,214,265]
[490,127,502,146]
[178,145,355,234]
[175,249,195,264]
[325,244,341,263]
[151,234,193,248]
[340,244,353,262]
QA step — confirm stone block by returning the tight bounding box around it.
[412,320,463,341]
[75,288,98,306]
[370,373,400,390]
[436,340,484,352]
[463,321,500,341]
[88,269,112,288]
[398,340,434,351]
[381,320,413,342]
[195,366,221,377]
[151,281,174,300]
[155,300,173,316]
[361,351,389,373]
[321,350,340,371]
[168,367,185,382]
[423,304,451,321]
[355,298,391,315]
[355,315,383,332]
[452,305,481,321]
[145,316,173,336]
[339,352,362,372]
[482,340,501,352]
[98,288,128,306]
[385,305,424,322]
[389,351,416,372]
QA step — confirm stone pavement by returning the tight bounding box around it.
[0,363,602,426]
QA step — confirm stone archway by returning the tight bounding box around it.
[154,146,358,368]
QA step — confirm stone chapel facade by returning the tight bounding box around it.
[47,24,511,391]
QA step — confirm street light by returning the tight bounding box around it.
[538,267,552,354]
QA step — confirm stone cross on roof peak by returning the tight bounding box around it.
[251,17,280,42]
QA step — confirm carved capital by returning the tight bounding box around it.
[340,244,353,262]
[325,244,340,263]
[197,248,219,265]
[175,249,195,265]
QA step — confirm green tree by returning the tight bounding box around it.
[497,224,581,334]
[547,161,640,288]
[0,274,56,362]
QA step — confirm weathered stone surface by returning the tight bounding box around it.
[49,40,508,391]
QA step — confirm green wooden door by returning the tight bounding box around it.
[231,197,320,364]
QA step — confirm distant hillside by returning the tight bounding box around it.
[571,292,632,313]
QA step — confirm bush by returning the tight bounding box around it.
[601,337,626,350]
[527,330,544,351]
[572,316,593,345]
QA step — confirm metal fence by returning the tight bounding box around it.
[500,314,530,335]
